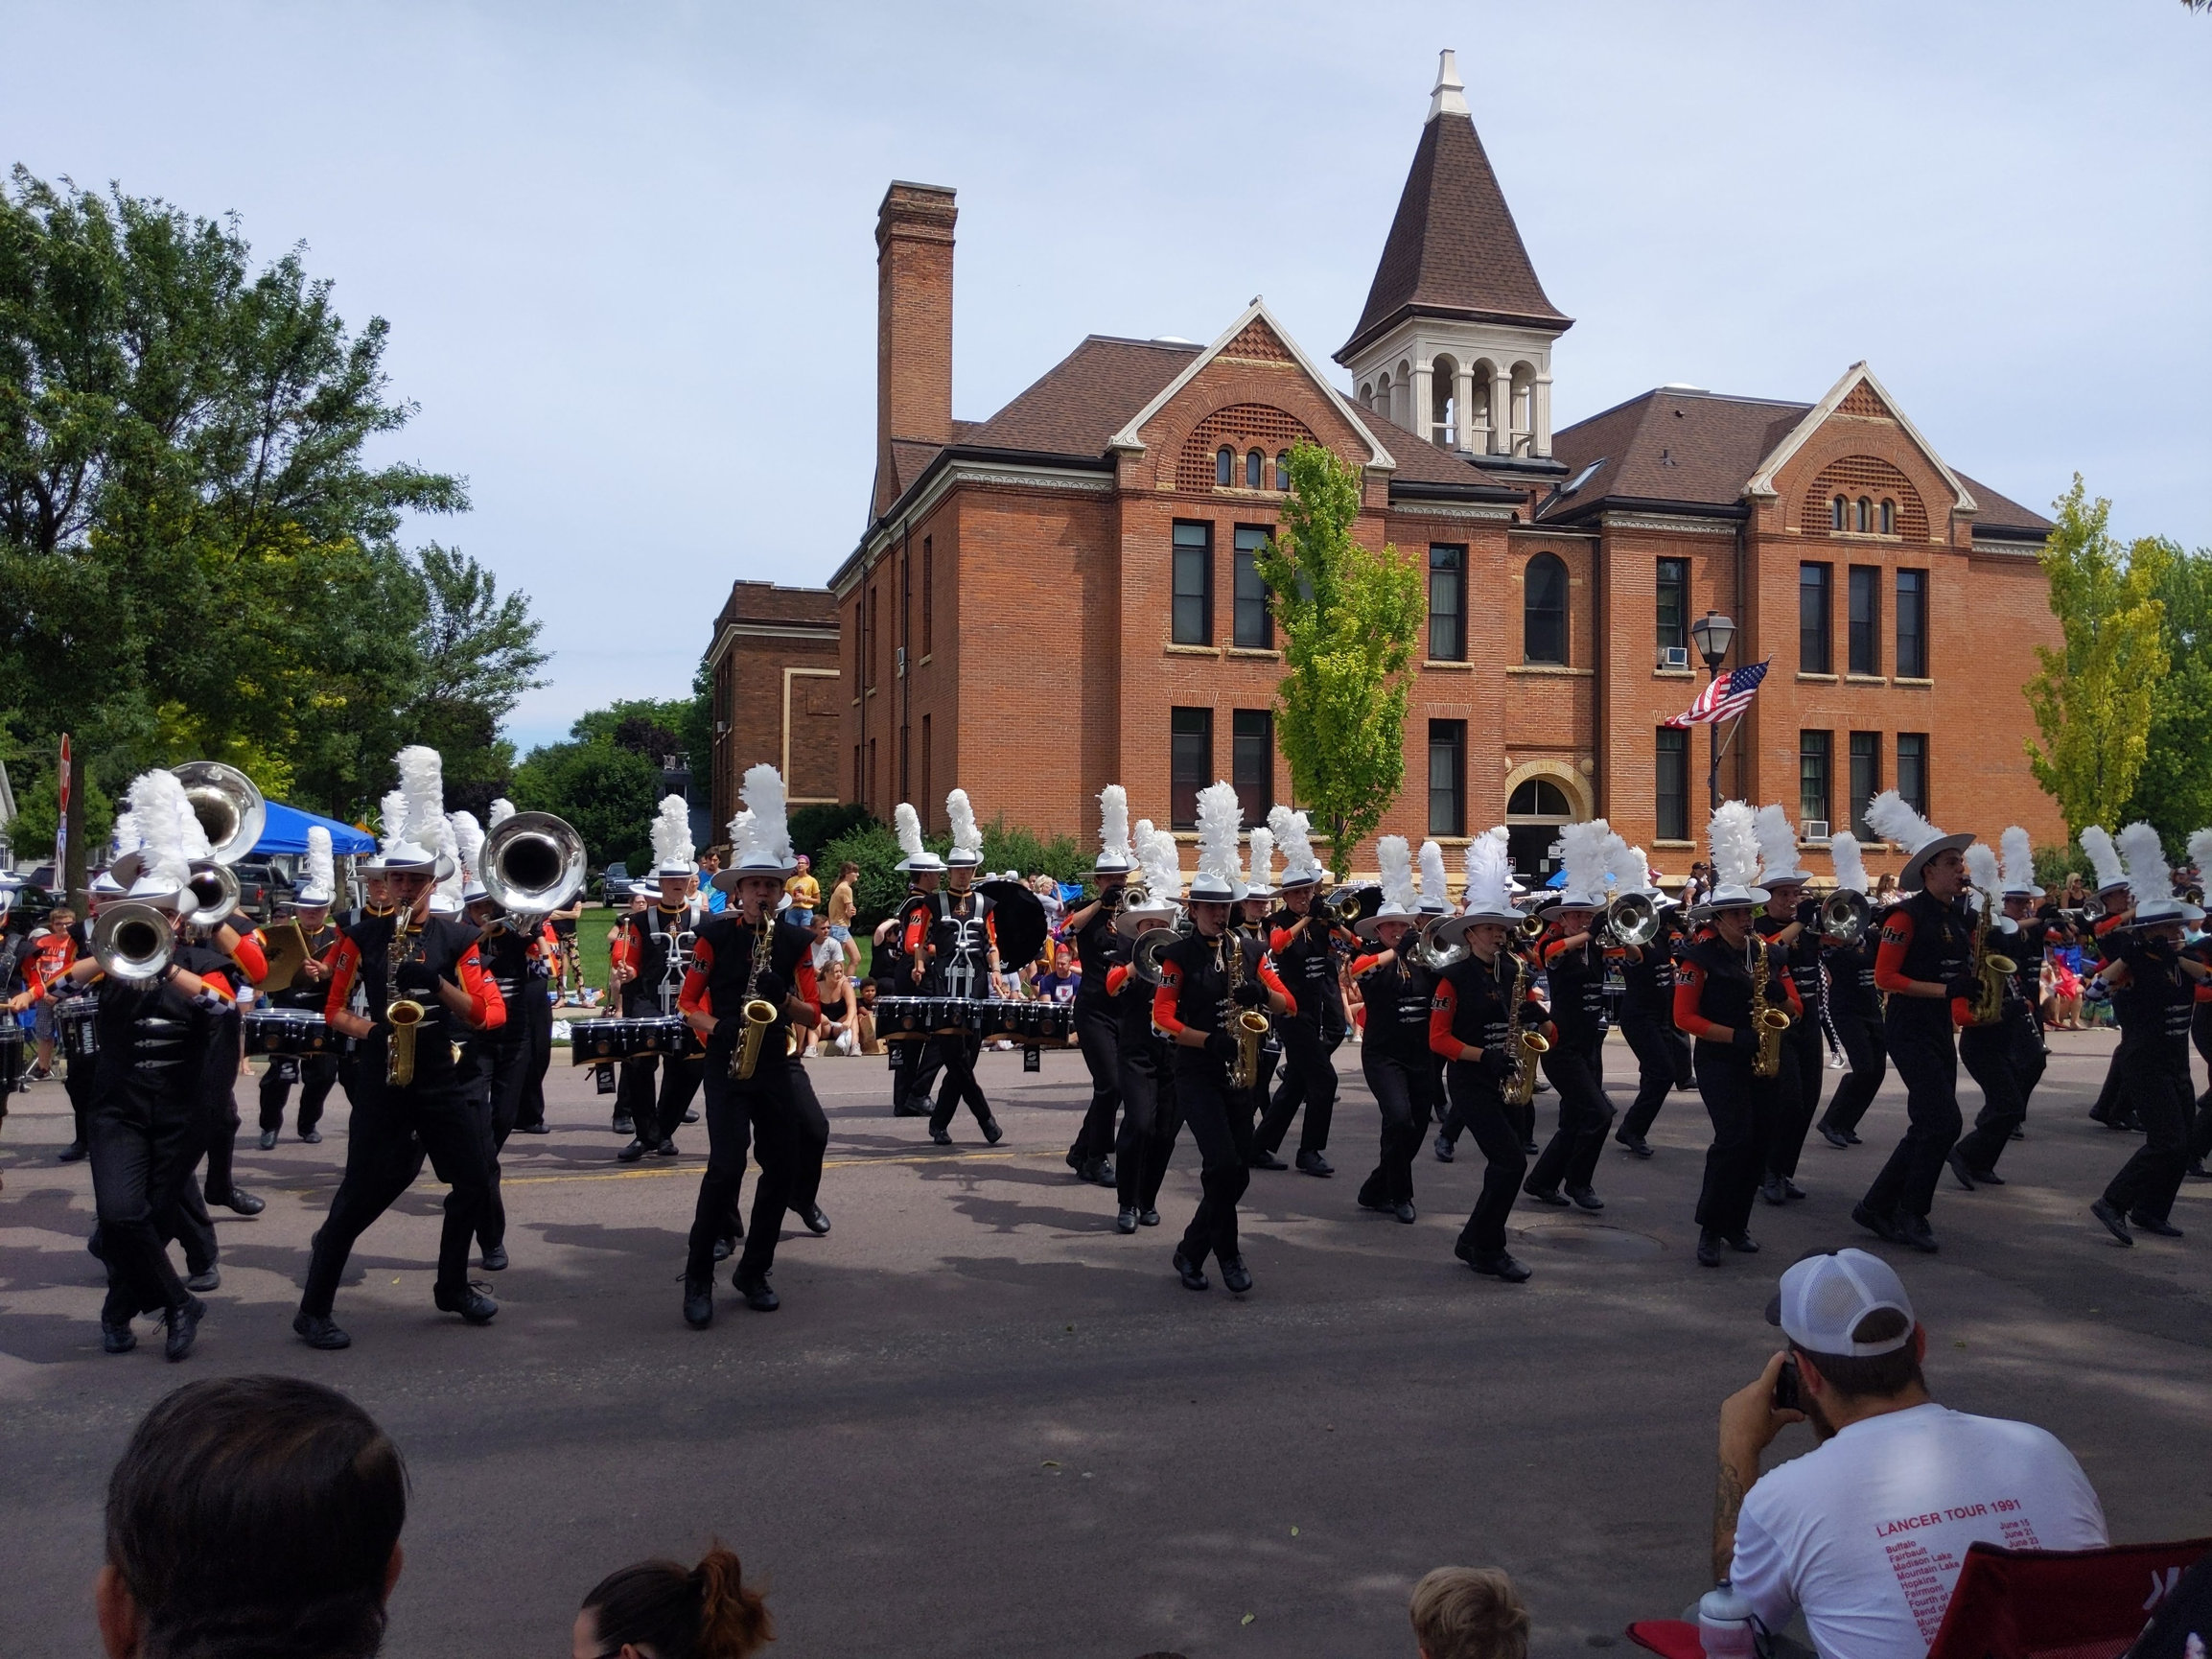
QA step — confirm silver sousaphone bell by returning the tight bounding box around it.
[480,811,588,926]
[108,761,266,929]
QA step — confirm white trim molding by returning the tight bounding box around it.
[1743,362,1978,515]
[1600,513,1737,537]
[833,460,1115,598]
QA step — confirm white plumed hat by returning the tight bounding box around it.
[944,788,984,869]
[1188,783,1245,901]
[369,745,454,877]
[647,794,695,877]
[1754,804,1812,887]
[2118,821,2201,927]
[1828,830,1870,897]
[1999,827,2039,898]
[1461,826,1518,923]
[719,765,796,882]
[1545,819,1613,911]
[1417,840,1450,914]
[1245,825,1275,900]
[1705,801,1769,908]
[1864,789,1971,891]
[1355,835,1418,941]
[894,802,945,875]
[1095,784,1133,876]
[2080,826,2128,896]
[299,825,337,906]
[1269,804,1324,889]
[112,768,198,904]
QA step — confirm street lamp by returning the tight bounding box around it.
[1690,610,1735,808]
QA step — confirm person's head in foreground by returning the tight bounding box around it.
[1409,1566,1529,1659]
[574,1545,773,1659]
[99,1376,407,1659]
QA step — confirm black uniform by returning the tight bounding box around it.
[1352,945,1436,1213]
[1156,928,1265,1274]
[1756,909,1826,1193]
[2099,933,2198,1228]
[1860,890,1974,1228]
[1526,932,1615,1200]
[1111,937,1179,1218]
[468,921,553,1256]
[1815,927,1887,1140]
[257,922,340,1137]
[1431,951,1527,1264]
[921,885,997,1138]
[1676,932,1795,1244]
[1256,905,1344,1161]
[1615,918,1692,1146]
[1066,894,1123,1173]
[1952,918,2047,1178]
[616,904,707,1147]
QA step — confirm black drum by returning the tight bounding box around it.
[57,998,100,1062]
[244,1009,333,1056]
[568,1016,689,1065]
[0,1023,24,1093]
[569,1017,629,1064]
[631,1016,689,1056]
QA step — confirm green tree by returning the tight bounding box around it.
[1253,440,1424,877]
[2120,541,2212,840]
[2023,479,2170,836]
[510,735,663,874]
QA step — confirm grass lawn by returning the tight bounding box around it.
[559,905,871,1005]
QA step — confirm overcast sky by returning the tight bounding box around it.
[8,2,2206,753]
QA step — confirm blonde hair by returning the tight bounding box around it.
[1409,1566,1529,1659]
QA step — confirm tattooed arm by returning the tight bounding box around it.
[1713,1350,1805,1581]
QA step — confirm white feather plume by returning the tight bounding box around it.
[431,814,464,908]
[1416,840,1446,906]
[2190,827,2212,882]
[1377,835,1415,910]
[1828,830,1869,895]
[1865,789,1943,854]
[487,798,515,829]
[379,787,408,854]
[2081,825,2127,892]
[945,788,983,858]
[1559,819,1612,901]
[450,812,485,885]
[1269,804,1323,884]
[649,794,693,870]
[1463,826,1514,915]
[1097,784,1130,864]
[1246,826,1274,890]
[121,769,196,893]
[395,745,445,853]
[1965,843,2001,902]
[895,803,926,864]
[1606,835,1652,895]
[1134,819,1183,900]
[2117,821,2172,911]
[733,764,793,870]
[2000,827,2035,891]
[1708,801,1762,890]
[1195,783,1243,889]
[1754,804,1803,879]
[302,825,336,902]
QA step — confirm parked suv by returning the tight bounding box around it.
[597,862,632,905]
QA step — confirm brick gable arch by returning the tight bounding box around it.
[1799,455,1928,541]
[1176,404,1320,493]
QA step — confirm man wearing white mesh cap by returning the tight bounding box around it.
[1713,1249,2105,1657]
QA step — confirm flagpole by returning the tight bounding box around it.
[1689,611,1737,810]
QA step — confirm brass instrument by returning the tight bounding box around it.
[1966,889,2017,1027]
[1517,910,1548,940]
[384,911,426,1087]
[1132,924,1180,988]
[1413,911,1474,972]
[1598,891,1661,948]
[732,905,779,1081]
[1749,937,1792,1079]
[93,901,175,983]
[1103,880,1150,916]
[1820,888,1874,945]
[174,760,267,865]
[1222,927,1269,1091]
[479,811,588,932]
[1502,953,1548,1109]
[185,860,242,929]
[1318,886,1369,926]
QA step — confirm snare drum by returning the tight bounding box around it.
[244,1008,333,1056]
[0,1022,24,1093]
[57,998,100,1062]
[568,1016,690,1064]
[569,1017,629,1064]
[632,1016,689,1056]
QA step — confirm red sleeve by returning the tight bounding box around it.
[1269,925,1297,954]
[1257,960,1291,1006]
[904,914,927,952]
[1541,936,1573,967]
[1429,978,1464,1060]
[677,934,714,1016]
[1350,952,1384,977]
[609,924,637,970]
[1153,960,1187,1038]
[227,930,268,983]
[200,970,236,1003]
[1673,961,1718,1039]
[1874,911,1917,994]
[323,938,362,1020]
[1106,963,1131,996]
[457,946,505,1030]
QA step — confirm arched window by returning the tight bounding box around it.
[1216,447,1233,487]
[1359,382,1373,408]
[1523,552,1568,664]
[1879,498,1896,535]
[1275,451,1292,491]
[1855,497,1873,533]
[1246,449,1264,489]
[1507,778,1573,818]
[1831,496,1849,531]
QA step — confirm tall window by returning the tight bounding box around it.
[1896,734,1928,815]
[1848,565,1880,675]
[1232,710,1273,825]
[1656,729,1688,842]
[1428,544,1466,661]
[1800,730,1831,830]
[1523,552,1567,664]
[1274,451,1291,490]
[865,582,877,689]
[1831,496,1848,531]
[1855,497,1873,533]
[921,536,933,654]
[1850,732,1881,839]
[1879,499,1896,536]
[920,714,932,808]
[1896,569,1927,677]
[1215,447,1233,487]
[1246,449,1264,489]
[1232,526,1271,649]
[1799,562,1832,673]
[1170,708,1212,830]
[1428,720,1466,836]
[1172,521,1212,645]
[1656,557,1689,654]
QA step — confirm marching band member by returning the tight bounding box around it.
[2079,827,2139,1132]
[1947,833,2044,1189]
[257,827,338,1149]
[1153,784,1289,1294]
[488,799,558,1138]
[610,797,709,1162]
[1672,802,1801,1267]
[1062,785,1133,1188]
[1429,829,1539,1282]
[880,805,944,1120]
[1238,826,1282,1113]
[1108,822,1183,1234]
[53,876,117,1164]
[913,789,1001,1147]
[1349,837,1434,1225]
[1752,806,1823,1205]
[1523,821,1617,1212]
[1814,831,1886,1149]
[1253,806,1342,1177]
[1609,841,1688,1158]
[296,747,506,1349]
[1853,791,1979,1254]
[2088,825,2206,1247]
[678,766,823,1327]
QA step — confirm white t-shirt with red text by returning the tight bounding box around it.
[1731,1401,2107,1659]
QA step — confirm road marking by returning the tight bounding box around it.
[502,1148,1055,1186]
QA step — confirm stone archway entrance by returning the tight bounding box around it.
[1502,764,1591,885]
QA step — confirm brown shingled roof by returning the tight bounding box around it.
[1355,403,1525,491]
[1339,111,1570,362]
[1954,471,2053,535]
[961,335,1199,457]
[1543,389,1806,519]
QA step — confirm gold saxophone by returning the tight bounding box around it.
[732,906,779,1082]
[1502,951,1549,1109]
[385,911,426,1087]
[1966,890,2017,1027]
[1750,935,1792,1080]
[1222,928,1269,1091]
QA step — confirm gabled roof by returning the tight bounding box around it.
[1744,362,1974,514]
[1542,389,1806,523]
[1339,99,1570,363]
[961,338,1197,457]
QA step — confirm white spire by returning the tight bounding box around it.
[1428,48,1469,122]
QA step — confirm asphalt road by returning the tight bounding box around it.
[2,1028,2208,1658]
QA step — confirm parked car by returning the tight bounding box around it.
[597,862,632,905]
[228,859,297,923]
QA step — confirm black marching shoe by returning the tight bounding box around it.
[683,1276,714,1328]
[1696,1229,1724,1268]
[185,1267,221,1294]
[1945,1151,1977,1192]
[1761,1175,1790,1205]
[1090,1158,1116,1187]
[683,1108,700,1124]
[1138,1208,1160,1227]
[433,1281,500,1323]
[612,1115,635,1136]
[929,1127,953,1146]
[1172,1250,1210,1292]
[1392,1200,1417,1225]
[479,1244,509,1272]
[1247,1148,1288,1171]
[102,1318,137,1355]
[58,1140,88,1163]
[163,1296,206,1363]
[1727,1233,1760,1254]
[2185,1160,2210,1180]
[1358,1191,1394,1214]
[1782,1179,1806,1201]
[892,1101,927,1117]
[1433,1133,1455,1163]
[518,1121,550,1134]
[2090,1198,2134,1248]
[1567,1186,1604,1213]
[800,1204,831,1236]
[1615,1132,1653,1158]
[1819,1125,1852,1150]
[1065,1149,1087,1178]
[1974,1167,2006,1186]
[655,1138,678,1157]
[1295,1150,1333,1178]
[2130,1211,2184,1239]
[1219,1255,1253,1294]
[982,1117,1005,1146]
[617,1137,651,1163]
[1469,1250,1532,1283]
[711,1235,736,1263]
[1522,1180,1571,1208]
[258,1129,278,1150]
[292,1311,352,1349]
[1851,1202,1901,1243]
[301,1127,323,1144]
[213,1187,266,1217]
[733,1273,779,1312]
[1893,1213,1940,1254]
[1115,1206,1140,1234]
[1521,1138,1541,1156]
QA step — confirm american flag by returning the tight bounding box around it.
[1665,658,1771,727]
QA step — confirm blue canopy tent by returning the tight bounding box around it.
[251,802,377,857]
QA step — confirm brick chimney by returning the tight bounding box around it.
[873,181,957,520]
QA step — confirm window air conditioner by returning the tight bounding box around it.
[1660,645,1690,670]
[1803,820,1830,843]
[896,645,907,678]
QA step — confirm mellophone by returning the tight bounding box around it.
[874,995,1076,1042]
[567,1015,694,1065]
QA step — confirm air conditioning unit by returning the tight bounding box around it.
[1659,645,1690,670]
[1803,820,1831,843]
[896,645,907,678]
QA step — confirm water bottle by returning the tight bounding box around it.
[1697,1582,1758,1659]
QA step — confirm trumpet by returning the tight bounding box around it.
[1105,880,1151,915]
[1598,891,1661,947]
[93,901,176,983]
[1517,911,1548,940]
[1318,886,1369,926]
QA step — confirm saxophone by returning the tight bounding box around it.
[1966,889,2017,1027]
[1222,928,1269,1091]
[731,905,779,1081]
[1749,935,1792,1080]
[384,911,426,1087]
[1502,951,1549,1109]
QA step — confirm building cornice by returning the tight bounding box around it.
[831,450,1116,597]
[705,619,841,671]
[1598,510,1742,536]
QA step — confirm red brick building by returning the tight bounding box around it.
[811,52,2060,882]
[704,580,842,837]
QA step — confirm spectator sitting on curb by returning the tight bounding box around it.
[573,1545,773,1659]
[1714,1249,2106,1659]
[1410,1566,1529,1659]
